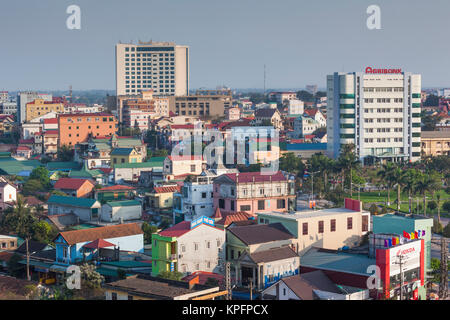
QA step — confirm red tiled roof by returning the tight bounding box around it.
[304,109,318,117]
[98,168,113,174]
[44,130,58,136]
[159,221,191,238]
[216,211,256,227]
[16,146,31,151]
[304,134,315,139]
[171,124,195,130]
[0,115,13,121]
[221,171,287,183]
[18,139,33,144]
[43,118,58,124]
[153,185,181,194]
[58,223,143,245]
[83,239,116,249]
[97,184,134,192]
[54,178,94,190]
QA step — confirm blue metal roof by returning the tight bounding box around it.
[286,143,327,151]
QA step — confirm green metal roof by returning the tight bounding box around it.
[0,158,41,175]
[47,161,81,170]
[18,259,53,269]
[301,248,375,276]
[114,160,163,169]
[69,166,104,178]
[106,200,141,207]
[47,195,99,208]
[111,148,134,156]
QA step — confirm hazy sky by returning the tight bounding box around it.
[1,0,450,91]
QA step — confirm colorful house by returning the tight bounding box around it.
[212,171,296,215]
[54,223,144,265]
[53,177,95,198]
[111,147,142,167]
[147,185,181,214]
[152,216,225,277]
[95,185,136,203]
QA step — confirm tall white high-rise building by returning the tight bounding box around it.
[327,68,422,164]
[115,41,189,96]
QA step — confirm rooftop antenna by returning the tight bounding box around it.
[69,85,73,104]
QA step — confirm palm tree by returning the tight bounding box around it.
[337,144,360,197]
[377,162,396,206]
[436,193,441,223]
[403,169,419,214]
[414,171,441,216]
[391,165,408,212]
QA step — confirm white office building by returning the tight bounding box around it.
[115,41,189,96]
[327,69,422,164]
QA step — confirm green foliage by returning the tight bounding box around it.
[29,167,51,188]
[296,90,314,102]
[443,223,450,238]
[369,203,379,216]
[443,201,450,213]
[237,163,262,172]
[23,179,46,195]
[158,271,184,281]
[32,221,58,244]
[279,152,305,176]
[51,190,68,197]
[427,201,437,212]
[141,222,158,244]
[57,145,74,162]
[432,219,443,234]
[380,207,388,215]
[423,94,439,106]
[7,253,24,277]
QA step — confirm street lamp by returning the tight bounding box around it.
[305,170,320,210]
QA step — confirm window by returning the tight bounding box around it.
[258,200,265,210]
[240,205,251,211]
[219,199,225,209]
[181,245,186,252]
[330,219,336,232]
[217,240,221,247]
[302,223,308,235]
[231,249,235,260]
[206,241,210,249]
[347,217,353,230]
[194,243,199,251]
[202,192,206,199]
[277,199,285,209]
[230,200,235,211]
[318,221,324,233]
[111,292,117,300]
[190,165,196,172]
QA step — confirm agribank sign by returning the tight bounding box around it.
[365,67,402,74]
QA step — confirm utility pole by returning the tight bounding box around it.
[249,279,253,301]
[439,237,448,299]
[393,254,405,300]
[26,237,30,281]
[225,262,231,300]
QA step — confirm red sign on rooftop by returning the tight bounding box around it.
[365,67,402,74]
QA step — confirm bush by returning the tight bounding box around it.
[427,201,437,212]
[369,203,379,215]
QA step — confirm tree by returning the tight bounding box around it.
[0,195,35,239]
[279,152,305,177]
[79,263,105,289]
[141,222,158,244]
[23,179,46,195]
[427,201,437,214]
[414,171,441,216]
[421,112,443,131]
[369,203,379,216]
[158,271,183,281]
[337,144,359,197]
[423,95,439,106]
[432,219,443,234]
[57,145,74,162]
[443,200,450,213]
[29,167,51,189]
[443,223,450,238]
[403,169,420,213]
[32,221,57,244]
[391,165,408,212]
[296,90,314,102]
[7,253,24,277]
[377,162,396,206]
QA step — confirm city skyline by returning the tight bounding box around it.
[1,0,450,91]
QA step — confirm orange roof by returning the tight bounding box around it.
[58,223,143,245]
[216,211,256,227]
[54,178,94,190]
[153,185,181,194]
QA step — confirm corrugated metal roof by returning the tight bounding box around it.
[47,195,99,208]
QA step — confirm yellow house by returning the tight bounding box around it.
[26,99,65,121]
[0,115,14,135]
[110,147,142,167]
[147,185,181,213]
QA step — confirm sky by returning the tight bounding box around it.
[1,0,450,91]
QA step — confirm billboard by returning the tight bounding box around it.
[388,240,421,275]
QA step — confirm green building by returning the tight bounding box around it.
[373,213,433,272]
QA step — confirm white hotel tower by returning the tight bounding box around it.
[115,41,189,96]
[326,69,422,165]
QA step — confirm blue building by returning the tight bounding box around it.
[54,223,144,265]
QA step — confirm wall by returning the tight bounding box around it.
[101,204,142,222]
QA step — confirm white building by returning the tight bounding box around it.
[293,115,321,138]
[288,99,304,116]
[100,200,142,223]
[327,69,422,164]
[115,41,189,96]
[0,181,17,205]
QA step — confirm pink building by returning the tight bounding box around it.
[212,171,296,215]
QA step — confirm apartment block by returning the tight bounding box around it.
[115,41,189,96]
[327,69,421,164]
[58,113,118,147]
